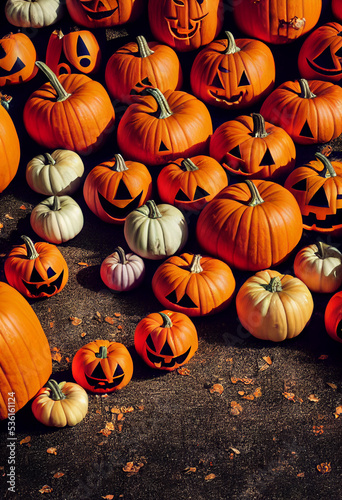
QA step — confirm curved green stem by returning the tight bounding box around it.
[95,346,108,358]
[180,158,199,172]
[114,246,128,264]
[245,180,264,206]
[299,79,316,99]
[190,254,203,273]
[113,154,128,172]
[0,93,12,111]
[136,35,154,57]
[21,235,39,260]
[51,196,61,211]
[146,200,162,218]
[260,276,283,292]
[43,153,56,165]
[315,241,329,259]
[35,61,71,102]
[315,152,337,178]
[251,113,268,138]
[159,312,173,328]
[223,31,240,54]
[145,88,172,119]
[45,380,66,401]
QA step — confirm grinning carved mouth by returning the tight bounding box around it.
[98,191,143,220]
[209,89,244,104]
[306,57,342,76]
[83,7,118,20]
[166,14,208,40]
[302,207,342,229]
[22,270,64,297]
[84,373,124,390]
[146,346,191,368]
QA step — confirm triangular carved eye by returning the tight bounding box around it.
[308,187,330,207]
[159,140,169,152]
[313,46,336,69]
[0,45,6,59]
[166,290,198,308]
[76,36,91,68]
[259,149,275,166]
[335,47,342,58]
[229,145,242,159]
[299,120,314,138]
[175,188,192,201]
[141,77,153,86]
[291,179,307,191]
[46,267,56,278]
[160,340,174,356]
[238,70,250,86]
[211,73,224,89]
[91,363,107,379]
[146,334,155,351]
[113,364,124,377]
[115,179,132,200]
[0,57,25,77]
[30,267,45,282]
[193,186,210,199]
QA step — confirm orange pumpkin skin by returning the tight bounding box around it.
[260,78,342,145]
[148,0,224,52]
[0,94,20,193]
[157,156,227,211]
[66,0,144,28]
[332,0,342,21]
[196,180,303,271]
[298,22,342,83]
[117,88,213,166]
[190,31,275,110]
[134,310,198,371]
[233,0,322,45]
[0,282,52,420]
[105,35,183,105]
[0,32,38,86]
[152,253,236,316]
[72,340,133,393]
[284,153,342,235]
[83,154,153,224]
[324,291,342,343]
[209,113,296,180]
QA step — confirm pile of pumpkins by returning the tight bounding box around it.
[1,0,342,427]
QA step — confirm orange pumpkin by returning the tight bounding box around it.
[0,94,20,193]
[0,32,37,86]
[66,0,144,28]
[324,291,342,343]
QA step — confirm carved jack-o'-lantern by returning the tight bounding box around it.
[298,22,342,82]
[284,152,342,235]
[4,235,68,299]
[83,154,153,224]
[46,28,101,77]
[148,0,224,52]
[72,340,133,393]
[66,0,145,28]
[0,32,37,86]
[134,310,198,371]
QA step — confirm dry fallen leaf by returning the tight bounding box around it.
[69,316,82,326]
[53,472,64,479]
[102,495,114,500]
[326,382,338,390]
[47,447,57,455]
[5,214,14,219]
[51,347,62,363]
[297,472,305,478]
[39,485,53,493]
[98,427,112,437]
[177,367,190,376]
[253,387,262,398]
[184,467,197,474]
[0,223,3,231]
[308,394,320,402]
[117,324,123,330]
[230,447,241,455]
[105,316,115,325]
[242,394,254,400]
[20,436,31,445]
[231,377,254,385]
[77,262,89,266]
[114,312,121,318]
[122,461,144,475]
[318,354,328,360]
[80,332,86,338]
[333,405,342,418]
[121,406,134,413]
[312,425,324,435]
[210,383,224,395]
[230,401,242,415]
[19,204,27,210]
[205,473,216,481]
[317,462,331,474]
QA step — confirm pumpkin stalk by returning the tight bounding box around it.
[51,196,61,211]
[114,246,128,265]
[43,153,56,166]
[315,152,337,178]
[46,380,66,401]
[145,88,172,119]
[0,93,12,112]
[245,180,265,206]
[35,61,71,102]
[21,235,39,260]
[251,113,268,138]
[159,312,173,328]
[181,158,199,172]
[315,241,329,259]
[113,154,129,172]
[261,276,283,292]
[190,254,203,273]
[136,35,154,57]
[299,79,316,99]
[145,200,162,218]
[223,31,240,54]
[95,346,108,358]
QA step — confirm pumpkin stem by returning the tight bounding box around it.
[21,235,39,260]
[35,61,71,102]
[190,254,203,273]
[95,346,108,359]
[315,241,329,259]
[245,180,264,206]
[159,312,173,328]
[260,276,283,292]
[180,158,199,172]
[0,93,12,112]
[298,79,316,99]
[251,113,268,138]
[51,196,61,211]
[315,152,337,178]
[114,246,128,264]
[146,200,162,218]
[45,380,66,401]
[43,153,56,165]
[136,35,154,57]
[113,154,129,172]
[145,88,172,119]
[223,31,240,54]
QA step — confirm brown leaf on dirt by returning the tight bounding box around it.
[0,223,3,231]
[263,356,272,365]
[184,466,197,474]
[205,473,216,481]
[20,436,31,445]
[210,383,224,394]
[80,332,86,338]
[117,414,124,422]
[39,485,53,493]
[69,316,82,326]
[253,387,262,398]
[297,472,305,478]
[104,316,115,325]
[49,322,54,329]
[121,406,134,413]
[308,394,320,402]
[320,145,332,157]
[318,354,328,360]
[47,448,57,455]
[282,392,296,401]
[95,311,102,322]
[5,214,14,219]
[230,401,242,415]
[242,394,254,400]
[326,382,337,390]
[102,495,114,499]
[19,204,27,210]
[317,462,331,474]
[105,422,114,431]
[110,407,120,414]
[53,472,64,479]
[231,377,254,385]
[114,312,121,317]
[312,426,324,435]
[333,405,342,418]
[51,347,62,363]
[77,262,88,266]
[138,405,145,411]
[230,447,241,455]
[122,461,145,476]
[98,427,112,437]
[177,367,190,376]
[117,324,123,330]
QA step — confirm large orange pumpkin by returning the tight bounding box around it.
[0,94,20,193]
[66,0,144,28]
[196,179,303,271]
[0,282,52,420]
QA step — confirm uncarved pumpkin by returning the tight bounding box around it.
[0,94,20,193]
[324,291,342,343]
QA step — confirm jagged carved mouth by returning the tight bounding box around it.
[98,191,143,220]
[209,90,244,104]
[146,346,191,368]
[22,270,64,296]
[166,14,208,39]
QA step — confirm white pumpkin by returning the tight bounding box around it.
[26,149,84,196]
[124,200,188,260]
[294,241,342,293]
[5,0,65,28]
[30,195,84,244]
[100,246,145,292]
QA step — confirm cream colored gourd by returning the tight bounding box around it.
[30,195,84,244]
[5,0,65,28]
[26,149,84,196]
[124,200,188,260]
[294,241,342,293]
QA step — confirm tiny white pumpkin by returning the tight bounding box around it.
[124,200,188,260]
[26,149,84,196]
[100,246,145,292]
[30,195,84,244]
[294,241,342,293]
[5,0,65,28]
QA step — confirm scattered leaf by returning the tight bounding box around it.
[98,428,112,437]
[102,496,114,499]
[77,262,88,266]
[105,316,114,325]
[205,473,216,481]
[317,462,331,474]
[282,392,295,401]
[5,214,13,219]
[238,391,245,396]
[39,485,53,493]
[242,394,254,400]
[80,332,86,338]
[47,447,57,455]
[105,422,114,431]
[230,401,242,415]
[318,355,328,360]
[117,324,123,330]
[263,356,272,365]
[326,382,337,390]
[117,413,124,422]
[20,436,31,445]
[49,322,54,329]
[333,405,342,418]
[95,311,102,322]
[308,394,320,402]
[122,461,144,475]
[177,367,190,376]
[230,447,241,455]
[297,472,305,478]
[69,316,82,326]
[184,467,197,474]
[51,347,62,363]
[19,205,27,210]
[114,312,121,317]
[121,406,134,413]
[231,377,254,385]
[0,223,3,231]
[110,407,120,414]
[210,383,224,394]
[312,425,324,435]
[253,387,262,398]
[52,472,64,479]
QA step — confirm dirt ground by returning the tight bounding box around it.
[0,3,342,500]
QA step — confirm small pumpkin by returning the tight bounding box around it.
[0,94,20,193]
[83,154,152,224]
[124,200,188,260]
[72,340,133,393]
[0,32,37,86]
[66,0,144,28]
[209,113,296,179]
[324,291,342,343]
[134,310,198,371]
[100,246,145,292]
[294,241,342,293]
[30,195,84,244]
[152,253,236,316]
[236,269,314,342]
[4,235,68,299]
[31,380,88,427]
[105,35,183,104]
[157,156,228,212]
[116,87,213,166]
[26,149,84,196]
[5,0,65,28]
[0,282,52,420]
